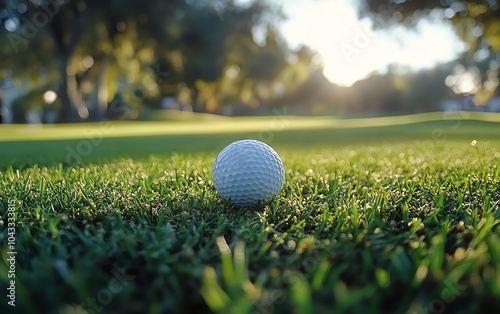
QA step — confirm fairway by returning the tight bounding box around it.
[1,112,500,166]
[1,114,500,313]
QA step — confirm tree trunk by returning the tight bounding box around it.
[47,1,87,122]
[192,88,205,112]
[95,56,110,121]
[0,90,3,124]
[59,54,76,122]
[68,71,87,119]
[59,53,87,122]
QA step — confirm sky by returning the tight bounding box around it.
[276,0,468,86]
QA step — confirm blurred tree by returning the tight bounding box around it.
[403,66,452,112]
[0,85,3,123]
[349,69,401,113]
[0,0,186,121]
[0,2,58,91]
[277,47,316,92]
[359,0,500,49]
[357,0,500,103]
[171,0,289,113]
[0,0,97,121]
[0,0,304,121]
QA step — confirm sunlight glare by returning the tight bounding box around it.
[280,0,467,86]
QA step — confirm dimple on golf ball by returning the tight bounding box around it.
[212,139,285,207]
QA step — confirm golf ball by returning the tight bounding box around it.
[212,139,285,207]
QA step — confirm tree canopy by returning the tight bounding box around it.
[0,0,306,122]
[357,0,500,103]
[2,0,498,122]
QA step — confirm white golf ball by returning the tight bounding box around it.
[212,139,285,207]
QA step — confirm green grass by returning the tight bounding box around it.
[0,113,499,314]
[2,111,500,142]
[1,112,499,166]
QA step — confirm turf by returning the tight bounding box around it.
[0,114,499,314]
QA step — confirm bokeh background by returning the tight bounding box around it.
[1,2,500,314]
[0,0,499,125]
